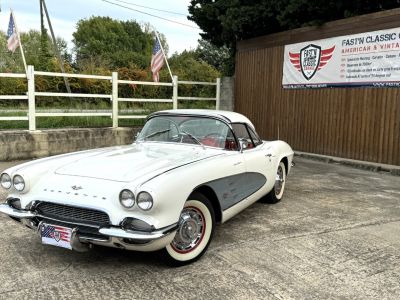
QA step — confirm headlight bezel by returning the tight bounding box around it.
[0,173,12,189]
[119,189,135,208]
[13,175,25,192]
[137,191,154,211]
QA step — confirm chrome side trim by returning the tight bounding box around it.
[203,172,267,211]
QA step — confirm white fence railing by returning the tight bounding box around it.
[0,65,221,131]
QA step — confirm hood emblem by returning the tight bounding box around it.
[71,185,83,190]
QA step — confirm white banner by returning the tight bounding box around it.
[282,27,400,88]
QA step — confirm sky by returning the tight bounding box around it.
[0,0,202,55]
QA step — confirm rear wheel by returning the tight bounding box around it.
[263,161,286,204]
[163,193,215,266]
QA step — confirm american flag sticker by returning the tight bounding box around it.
[40,224,72,250]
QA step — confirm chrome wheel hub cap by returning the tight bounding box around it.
[275,166,285,196]
[172,207,205,253]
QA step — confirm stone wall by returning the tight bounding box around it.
[0,127,140,161]
[220,77,234,111]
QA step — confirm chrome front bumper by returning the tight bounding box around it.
[0,203,36,218]
[0,203,177,244]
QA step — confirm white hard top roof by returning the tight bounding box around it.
[152,109,255,129]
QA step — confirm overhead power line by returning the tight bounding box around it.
[100,0,199,30]
[112,0,187,16]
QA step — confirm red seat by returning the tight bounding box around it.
[201,137,220,147]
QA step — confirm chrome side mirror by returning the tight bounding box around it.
[134,131,141,142]
[239,139,247,152]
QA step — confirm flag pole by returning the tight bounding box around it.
[154,30,173,82]
[41,0,71,93]
[10,9,28,74]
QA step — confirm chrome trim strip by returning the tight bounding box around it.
[147,112,232,124]
[79,236,109,243]
[201,172,267,211]
[99,223,178,241]
[0,203,35,218]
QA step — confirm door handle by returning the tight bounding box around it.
[233,161,242,166]
[265,153,272,157]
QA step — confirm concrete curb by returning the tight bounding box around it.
[295,151,400,176]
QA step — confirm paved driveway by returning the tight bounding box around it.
[0,158,399,299]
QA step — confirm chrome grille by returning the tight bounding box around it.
[36,202,110,226]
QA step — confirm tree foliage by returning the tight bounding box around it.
[0,30,69,73]
[194,39,233,76]
[188,0,400,75]
[0,16,221,110]
[73,16,153,70]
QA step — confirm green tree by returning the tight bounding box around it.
[195,39,233,75]
[167,50,221,104]
[188,0,400,75]
[73,16,155,70]
[0,30,70,73]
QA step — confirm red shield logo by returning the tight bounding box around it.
[289,45,336,81]
[300,44,321,80]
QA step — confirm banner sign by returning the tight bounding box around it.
[282,27,400,88]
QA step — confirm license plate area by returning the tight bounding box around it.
[40,223,73,250]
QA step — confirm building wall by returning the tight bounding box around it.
[235,9,400,165]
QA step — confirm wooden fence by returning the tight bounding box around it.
[0,66,221,131]
[235,8,400,165]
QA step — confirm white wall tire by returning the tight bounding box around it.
[262,161,286,204]
[163,193,215,266]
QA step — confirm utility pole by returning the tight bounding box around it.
[40,0,71,93]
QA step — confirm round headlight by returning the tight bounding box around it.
[13,175,25,191]
[0,173,12,189]
[137,192,153,211]
[119,189,135,208]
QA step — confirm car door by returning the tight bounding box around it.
[231,123,274,195]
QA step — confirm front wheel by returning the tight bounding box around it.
[262,161,286,204]
[163,193,215,266]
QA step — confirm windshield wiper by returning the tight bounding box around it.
[143,129,170,140]
[181,130,205,149]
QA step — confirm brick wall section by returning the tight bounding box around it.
[0,127,141,161]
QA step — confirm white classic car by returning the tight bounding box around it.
[0,109,294,265]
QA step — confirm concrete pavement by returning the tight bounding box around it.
[0,157,399,299]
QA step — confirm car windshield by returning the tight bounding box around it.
[137,115,237,150]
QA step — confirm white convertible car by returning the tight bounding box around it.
[0,109,294,265]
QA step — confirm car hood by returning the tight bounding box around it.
[54,143,223,182]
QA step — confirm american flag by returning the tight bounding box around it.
[7,13,19,53]
[41,224,72,249]
[41,225,71,242]
[151,38,164,82]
